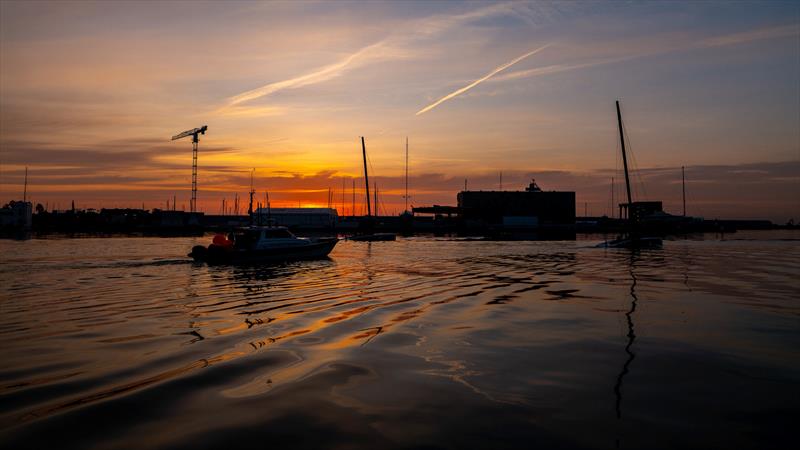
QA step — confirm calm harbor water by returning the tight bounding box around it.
[1,232,798,449]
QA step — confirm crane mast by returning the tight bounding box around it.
[171,125,207,213]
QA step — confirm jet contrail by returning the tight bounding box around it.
[416,43,550,116]
[226,42,383,107]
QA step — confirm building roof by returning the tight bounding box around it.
[254,207,337,214]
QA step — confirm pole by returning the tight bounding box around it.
[341,178,346,216]
[361,137,371,217]
[374,182,378,217]
[616,101,633,213]
[23,167,28,202]
[405,136,409,213]
[352,179,355,218]
[499,171,503,191]
[682,165,686,217]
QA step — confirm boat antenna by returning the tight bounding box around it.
[616,101,633,219]
[405,136,409,213]
[361,137,372,217]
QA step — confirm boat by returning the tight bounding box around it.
[599,100,662,249]
[348,136,397,242]
[188,226,338,264]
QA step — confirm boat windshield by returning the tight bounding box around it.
[234,230,261,248]
[263,229,294,238]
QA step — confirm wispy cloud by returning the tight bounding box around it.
[699,23,799,48]
[223,2,551,109]
[415,44,551,116]
[496,24,799,83]
[225,41,386,108]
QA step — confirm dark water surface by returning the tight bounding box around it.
[1,232,798,449]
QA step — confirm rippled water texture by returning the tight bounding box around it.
[1,232,799,449]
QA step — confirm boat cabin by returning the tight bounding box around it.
[232,226,308,250]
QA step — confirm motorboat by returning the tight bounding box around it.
[189,226,338,264]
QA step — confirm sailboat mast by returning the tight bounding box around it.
[405,136,409,212]
[616,100,633,213]
[361,136,371,217]
[374,182,378,217]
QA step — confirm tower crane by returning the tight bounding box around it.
[171,125,207,212]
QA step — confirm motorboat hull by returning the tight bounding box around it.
[189,238,338,264]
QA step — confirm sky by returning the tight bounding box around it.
[1,0,798,222]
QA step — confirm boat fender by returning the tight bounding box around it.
[189,245,207,259]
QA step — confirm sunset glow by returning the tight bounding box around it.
[1,1,798,221]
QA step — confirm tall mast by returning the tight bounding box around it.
[682,165,686,217]
[616,100,633,213]
[405,136,409,213]
[23,167,28,203]
[351,179,355,217]
[374,182,378,216]
[361,137,372,217]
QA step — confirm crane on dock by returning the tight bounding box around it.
[171,125,208,212]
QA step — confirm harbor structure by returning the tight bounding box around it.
[456,179,575,228]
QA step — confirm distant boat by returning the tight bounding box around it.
[348,136,396,242]
[599,101,662,249]
[189,225,338,264]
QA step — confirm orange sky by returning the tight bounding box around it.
[1,1,798,221]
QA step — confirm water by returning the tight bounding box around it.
[1,232,798,449]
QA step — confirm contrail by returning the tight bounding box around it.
[416,43,550,116]
[226,42,383,107]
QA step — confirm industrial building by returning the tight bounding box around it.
[457,180,575,228]
[253,207,338,229]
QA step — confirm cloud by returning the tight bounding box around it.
[699,23,799,48]
[225,41,387,108]
[222,2,553,109]
[496,23,800,84]
[415,44,551,116]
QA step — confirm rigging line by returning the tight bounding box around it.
[621,118,648,201]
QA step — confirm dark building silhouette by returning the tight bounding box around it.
[457,180,575,228]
